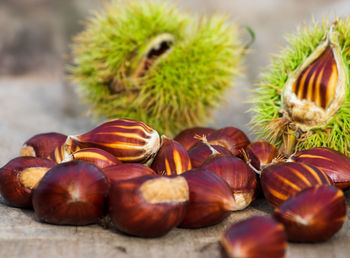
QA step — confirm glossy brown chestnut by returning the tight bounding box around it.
[66,118,160,163]
[188,141,232,168]
[102,163,156,183]
[261,162,332,207]
[174,127,215,150]
[0,157,56,208]
[32,161,109,225]
[245,141,281,171]
[289,147,350,190]
[201,156,258,210]
[207,127,250,156]
[179,169,238,228]
[221,216,287,258]
[64,148,122,169]
[273,185,346,242]
[20,132,67,159]
[108,175,189,237]
[151,136,191,175]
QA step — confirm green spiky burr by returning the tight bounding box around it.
[250,18,350,156]
[70,0,244,136]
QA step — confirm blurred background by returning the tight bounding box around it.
[1,0,349,163]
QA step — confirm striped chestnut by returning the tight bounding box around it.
[64,148,122,169]
[244,141,282,171]
[108,175,189,237]
[261,162,332,207]
[102,163,156,183]
[274,185,346,242]
[221,216,287,258]
[201,155,258,210]
[289,147,350,190]
[0,157,56,208]
[65,118,160,163]
[174,127,215,150]
[282,26,346,131]
[207,127,250,156]
[179,169,238,228]
[151,136,191,175]
[49,138,80,164]
[20,132,67,159]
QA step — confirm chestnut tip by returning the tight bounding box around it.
[207,127,250,156]
[174,127,215,150]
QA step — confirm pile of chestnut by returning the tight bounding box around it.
[0,118,349,258]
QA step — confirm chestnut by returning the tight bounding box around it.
[188,139,232,168]
[221,216,287,258]
[108,175,189,237]
[64,148,122,169]
[179,169,238,228]
[0,157,56,208]
[66,118,160,163]
[151,136,191,175]
[207,127,250,156]
[49,138,81,164]
[261,162,332,207]
[273,185,347,242]
[289,147,350,190]
[20,132,67,159]
[244,141,282,171]
[201,155,258,210]
[32,161,109,225]
[174,127,215,150]
[102,163,156,182]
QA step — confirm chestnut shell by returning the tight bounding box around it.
[207,127,250,156]
[290,147,350,190]
[108,175,189,237]
[261,162,332,207]
[151,137,191,175]
[245,141,281,170]
[201,155,258,209]
[174,127,215,150]
[32,160,109,225]
[179,169,236,228]
[273,185,346,242]
[221,216,287,258]
[188,142,232,168]
[0,156,56,208]
[102,163,156,183]
[67,147,122,169]
[20,132,67,159]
